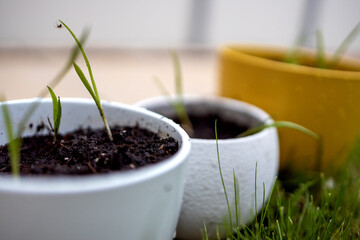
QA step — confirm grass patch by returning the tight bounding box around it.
[203,132,360,240]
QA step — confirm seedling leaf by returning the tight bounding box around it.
[59,20,99,99]
[328,22,360,68]
[47,86,62,142]
[316,30,326,68]
[48,86,58,120]
[154,51,194,137]
[56,98,62,134]
[171,50,183,97]
[238,120,319,139]
[1,97,20,176]
[73,62,97,102]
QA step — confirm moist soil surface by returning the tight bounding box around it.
[0,126,178,176]
[172,113,249,139]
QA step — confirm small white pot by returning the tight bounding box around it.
[0,98,191,240]
[136,95,279,240]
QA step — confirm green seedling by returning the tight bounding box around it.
[59,20,113,141]
[154,50,194,137]
[1,96,20,176]
[327,22,360,68]
[47,86,62,142]
[0,27,88,176]
[16,28,89,138]
[285,22,360,69]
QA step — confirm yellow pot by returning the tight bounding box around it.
[218,45,360,171]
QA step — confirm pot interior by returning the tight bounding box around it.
[141,98,269,139]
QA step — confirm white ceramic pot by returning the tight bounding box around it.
[0,98,191,240]
[136,95,279,240]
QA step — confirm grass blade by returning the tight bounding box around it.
[233,169,240,234]
[215,119,233,231]
[316,30,326,68]
[276,220,283,240]
[59,20,99,99]
[47,86,62,141]
[171,50,183,98]
[202,223,209,240]
[55,97,62,140]
[1,98,20,176]
[153,51,194,137]
[47,86,58,123]
[284,33,310,64]
[328,22,360,68]
[73,62,97,102]
[238,121,319,139]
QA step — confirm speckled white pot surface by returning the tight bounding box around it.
[136,95,279,240]
[0,98,191,240]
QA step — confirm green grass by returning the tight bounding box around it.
[284,22,360,69]
[203,130,360,240]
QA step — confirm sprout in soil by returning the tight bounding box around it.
[0,28,88,176]
[154,50,194,137]
[47,86,62,142]
[59,19,113,141]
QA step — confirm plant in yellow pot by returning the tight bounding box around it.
[218,25,360,171]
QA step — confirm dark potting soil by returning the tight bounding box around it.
[172,113,248,139]
[0,126,178,176]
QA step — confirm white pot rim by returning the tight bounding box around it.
[135,94,274,143]
[0,98,191,194]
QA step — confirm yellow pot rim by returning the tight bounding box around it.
[220,44,360,80]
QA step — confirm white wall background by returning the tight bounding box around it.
[0,0,359,55]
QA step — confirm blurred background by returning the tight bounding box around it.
[0,0,359,103]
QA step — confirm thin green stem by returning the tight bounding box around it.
[233,169,240,233]
[215,119,233,231]
[154,76,194,137]
[316,30,326,68]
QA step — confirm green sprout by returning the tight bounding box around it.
[285,22,360,69]
[47,86,62,142]
[59,20,113,141]
[16,28,89,138]
[154,50,194,137]
[0,26,89,176]
[327,22,360,68]
[1,96,20,176]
